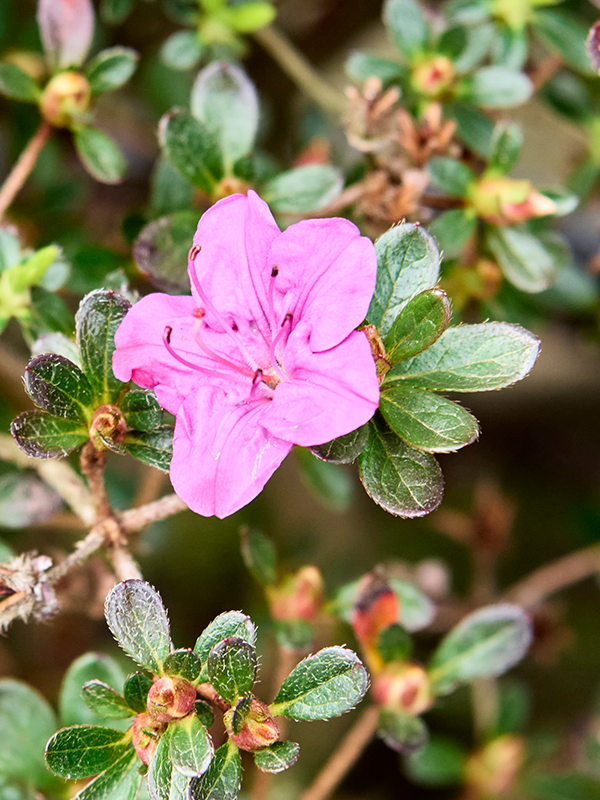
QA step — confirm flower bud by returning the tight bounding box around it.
[470,177,556,226]
[465,734,525,797]
[411,56,455,98]
[371,662,432,715]
[131,713,166,766]
[268,565,324,623]
[147,676,197,723]
[213,177,251,200]
[40,71,91,128]
[351,570,399,669]
[223,697,279,752]
[89,404,128,452]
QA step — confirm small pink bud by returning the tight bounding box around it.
[89,404,128,452]
[131,713,166,766]
[37,0,95,71]
[411,56,455,98]
[223,697,279,752]
[465,735,525,796]
[147,677,197,723]
[351,571,400,671]
[40,71,91,128]
[371,663,432,715]
[268,566,324,623]
[471,177,556,226]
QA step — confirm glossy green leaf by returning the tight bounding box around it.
[158,108,223,193]
[133,211,196,294]
[59,653,127,728]
[534,10,595,75]
[189,741,241,800]
[123,672,153,714]
[74,128,127,185]
[147,726,189,800]
[295,448,353,512]
[404,735,467,785]
[195,701,214,730]
[170,714,213,778]
[273,620,315,651]
[86,47,139,94]
[24,354,93,422]
[150,159,195,218]
[0,472,62,529]
[164,649,201,682]
[74,749,140,800]
[446,101,494,156]
[486,225,556,292]
[358,416,443,517]
[240,526,277,586]
[10,412,88,458]
[0,680,58,789]
[105,580,172,675]
[29,285,75,337]
[0,63,40,102]
[270,646,368,720]
[262,165,343,214]
[81,682,132,720]
[195,612,256,667]
[380,385,479,453]
[383,0,428,62]
[378,709,428,753]
[428,604,532,696]
[207,637,257,704]
[191,62,259,168]
[123,426,174,472]
[253,741,300,774]
[309,425,369,464]
[76,290,131,404]
[384,289,451,364]
[224,2,276,32]
[45,726,130,779]
[385,322,540,391]
[368,223,441,337]
[488,122,523,176]
[427,158,473,198]
[378,624,412,662]
[389,578,436,632]
[457,66,532,108]
[160,31,204,71]
[346,52,407,84]
[121,390,162,432]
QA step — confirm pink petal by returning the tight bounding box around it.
[37,0,95,69]
[261,323,379,446]
[170,387,292,518]
[268,217,377,352]
[191,191,280,340]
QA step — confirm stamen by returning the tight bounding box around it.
[162,327,249,384]
[193,312,254,378]
[248,369,263,401]
[269,313,292,382]
[267,265,279,334]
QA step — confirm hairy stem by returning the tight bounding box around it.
[253,25,346,115]
[298,705,379,800]
[0,122,52,220]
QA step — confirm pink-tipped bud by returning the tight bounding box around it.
[371,662,432,715]
[37,0,95,71]
[471,177,556,226]
[89,404,127,452]
[351,571,400,670]
[147,677,197,723]
[131,713,166,766]
[40,71,91,128]
[223,697,279,752]
[465,735,525,797]
[268,566,324,623]
[411,56,455,98]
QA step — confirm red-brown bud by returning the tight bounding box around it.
[411,56,455,98]
[268,565,324,623]
[89,404,128,452]
[371,662,432,715]
[40,71,91,128]
[147,677,197,723]
[351,570,400,671]
[223,697,279,752]
[465,735,525,797]
[131,713,167,766]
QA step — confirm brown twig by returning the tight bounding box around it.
[529,54,563,92]
[80,442,111,521]
[0,121,52,220]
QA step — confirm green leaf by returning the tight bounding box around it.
[270,646,368,720]
[160,31,204,71]
[225,2,276,32]
[0,63,40,102]
[487,122,523,175]
[0,679,58,789]
[368,223,441,338]
[486,225,556,292]
[123,426,174,472]
[491,25,528,70]
[253,741,300,774]
[8,245,61,293]
[195,612,256,667]
[164,649,201,682]
[86,48,138,94]
[378,709,428,754]
[0,229,22,271]
[346,52,407,84]
[76,290,131,404]
[189,741,241,800]
[378,624,412,662]
[81,681,132,720]
[534,10,595,75]
[542,71,592,124]
[428,604,532,696]
[385,321,540,391]
[295,448,353,512]
[121,390,162,432]
[457,66,532,108]
[384,288,451,364]
[101,0,134,24]
[207,637,257,704]
[358,416,443,517]
[191,62,259,169]
[74,128,127,185]
[147,726,189,800]
[452,22,495,73]
[24,354,93,422]
[383,0,428,62]
[123,672,153,714]
[74,749,140,800]
[59,653,127,728]
[388,578,436,632]
[446,102,494,156]
[273,620,315,651]
[28,286,75,338]
[133,211,196,294]
[539,186,578,216]
[240,526,277,586]
[427,158,473,198]
[10,412,88,458]
[105,580,172,675]
[309,425,369,464]
[0,472,62,529]
[158,108,223,193]
[262,165,343,214]
[523,773,600,800]
[170,714,214,777]
[404,735,467,786]
[45,726,131,779]
[195,701,214,730]
[380,385,479,453]
[150,158,196,218]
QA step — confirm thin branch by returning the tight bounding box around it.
[120,492,188,533]
[0,121,52,220]
[298,705,379,800]
[80,442,111,521]
[253,25,346,115]
[529,54,563,92]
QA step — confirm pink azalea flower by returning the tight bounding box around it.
[113,191,379,518]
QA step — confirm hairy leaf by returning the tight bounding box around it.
[378,709,428,754]
[45,726,130,779]
[384,289,451,364]
[253,741,300,773]
[189,741,241,800]
[207,637,257,704]
[25,354,93,422]
[262,165,343,215]
[86,47,139,94]
[123,426,174,472]
[59,653,127,727]
[240,527,277,587]
[74,749,140,800]
[487,225,556,293]
[133,211,196,294]
[10,412,88,458]
[74,128,127,185]
[195,612,256,666]
[309,425,369,464]
[123,672,153,714]
[120,390,162,432]
[170,714,214,777]
[81,682,132,719]
[158,108,223,193]
[164,649,201,682]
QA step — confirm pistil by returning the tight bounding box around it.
[269,313,292,382]
[192,309,254,377]
[162,326,249,385]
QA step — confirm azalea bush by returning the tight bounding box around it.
[0,0,600,799]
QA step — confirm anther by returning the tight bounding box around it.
[189,244,201,260]
[271,265,279,277]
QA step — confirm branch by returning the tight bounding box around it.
[0,122,52,220]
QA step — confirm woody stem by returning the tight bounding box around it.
[0,121,52,220]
